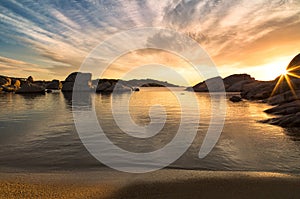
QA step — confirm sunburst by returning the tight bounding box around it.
[270,65,300,98]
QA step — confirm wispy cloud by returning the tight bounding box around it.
[0,0,299,83]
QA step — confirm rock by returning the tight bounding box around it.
[267,90,300,105]
[223,74,255,86]
[229,96,242,102]
[0,76,10,86]
[260,114,300,127]
[226,80,255,92]
[190,74,256,92]
[192,76,224,92]
[27,76,34,83]
[15,82,45,94]
[46,80,62,90]
[240,81,275,100]
[62,72,92,92]
[264,100,300,115]
[96,80,132,93]
[287,53,300,75]
[13,79,21,89]
[133,87,140,91]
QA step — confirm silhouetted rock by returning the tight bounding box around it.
[0,76,10,86]
[287,53,300,75]
[96,79,132,93]
[15,82,45,94]
[26,76,34,83]
[190,74,256,92]
[62,72,92,92]
[240,81,275,100]
[191,76,224,92]
[264,100,300,115]
[229,96,242,102]
[46,80,62,90]
[267,90,300,105]
[260,112,300,127]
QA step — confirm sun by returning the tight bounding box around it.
[280,67,288,75]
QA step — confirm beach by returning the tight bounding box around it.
[1,170,300,199]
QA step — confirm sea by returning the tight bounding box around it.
[0,87,300,173]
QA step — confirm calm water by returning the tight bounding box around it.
[0,88,300,173]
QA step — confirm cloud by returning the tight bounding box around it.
[0,0,299,83]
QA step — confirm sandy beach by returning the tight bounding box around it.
[1,169,300,199]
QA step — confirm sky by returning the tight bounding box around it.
[0,0,300,86]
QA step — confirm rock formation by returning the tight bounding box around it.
[62,72,93,92]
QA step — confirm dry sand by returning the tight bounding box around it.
[0,169,300,199]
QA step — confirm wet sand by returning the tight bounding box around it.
[1,169,300,199]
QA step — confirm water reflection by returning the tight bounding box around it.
[0,89,299,173]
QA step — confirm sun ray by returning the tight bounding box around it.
[287,72,300,79]
[284,74,298,98]
[270,74,285,97]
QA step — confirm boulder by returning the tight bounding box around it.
[27,76,34,83]
[229,96,242,102]
[15,82,45,94]
[287,53,300,75]
[62,72,92,92]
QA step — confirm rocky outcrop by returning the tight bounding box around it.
[240,81,275,100]
[190,76,224,92]
[260,54,300,127]
[264,100,300,115]
[14,76,45,94]
[261,113,300,128]
[62,72,93,92]
[96,79,132,93]
[46,80,62,90]
[189,74,256,92]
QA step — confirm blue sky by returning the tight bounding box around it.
[0,0,300,85]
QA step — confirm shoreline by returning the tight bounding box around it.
[1,169,300,198]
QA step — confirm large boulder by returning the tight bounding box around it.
[62,72,92,92]
[287,53,300,75]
